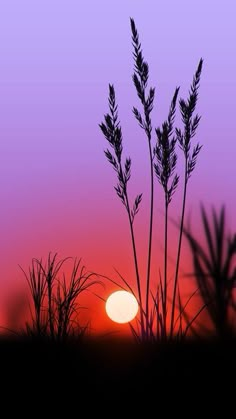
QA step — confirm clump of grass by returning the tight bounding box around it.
[20,253,99,341]
[99,17,203,340]
[20,257,48,337]
[184,206,236,338]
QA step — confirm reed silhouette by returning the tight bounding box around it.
[154,87,180,339]
[131,18,155,338]
[184,206,236,338]
[99,18,203,340]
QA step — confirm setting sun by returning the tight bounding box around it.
[105,290,139,324]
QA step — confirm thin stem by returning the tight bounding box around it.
[163,198,168,339]
[170,157,188,337]
[127,204,142,306]
[36,304,41,335]
[119,165,145,337]
[48,279,54,339]
[145,137,154,338]
[128,201,145,338]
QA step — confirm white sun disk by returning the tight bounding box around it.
[105,290,139,324]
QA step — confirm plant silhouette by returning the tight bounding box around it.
[170,59,203,336]
[184,206,236,338]
[154,87,180,338]
[99,18,203,340]
[131,18,155,337]
[20,253,99,341]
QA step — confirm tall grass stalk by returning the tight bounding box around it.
[154,87,180,337]
[131,18,155,337]
[99,85,145,336]
[170,59,203,337]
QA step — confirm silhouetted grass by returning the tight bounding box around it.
[19,257,47,337]
[20,253,100,341]
[99,17,203,340]
[131,18,155,337]
[99,84,145,336]
[170,59,203,337]
[154,87,180,338]
[184,206,236,338]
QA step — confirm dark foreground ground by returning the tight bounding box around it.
[0,335,235,414]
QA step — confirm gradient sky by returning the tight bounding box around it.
[0,0,235,335]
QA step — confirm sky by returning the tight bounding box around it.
[0,0,235,336]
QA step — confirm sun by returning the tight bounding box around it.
[105,290,139,324]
